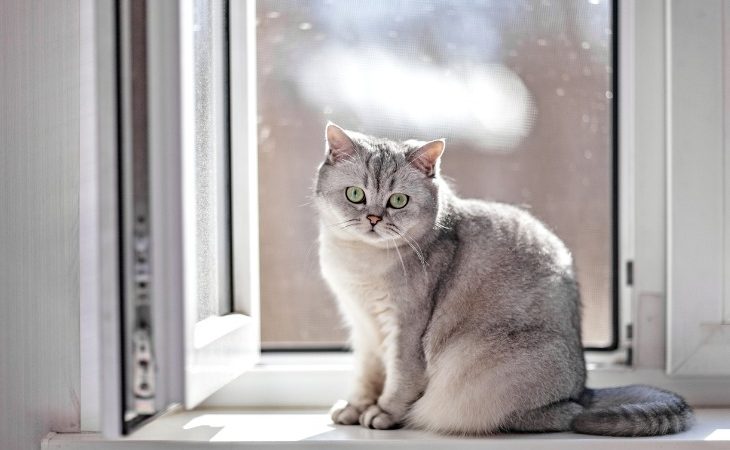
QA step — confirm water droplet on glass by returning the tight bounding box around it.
[266,11,280,19]
[584,150,593,159]
[581,41,591,50]
[556,88,565,97]
[588,0,600,4]
[605,91,613,99]
[298,22,312,31]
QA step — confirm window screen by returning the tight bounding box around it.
[190,0,232,322]
[256,0,615,349]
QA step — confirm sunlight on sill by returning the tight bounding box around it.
[705,429,730,441]
[183,414,333,442]
[46,409,730,449]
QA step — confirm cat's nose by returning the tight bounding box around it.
[366,215,382,226]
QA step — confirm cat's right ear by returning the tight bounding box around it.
[325,122,357,164]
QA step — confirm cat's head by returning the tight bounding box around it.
[314,123,445,247]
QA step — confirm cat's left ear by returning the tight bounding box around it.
[407,139,445,177]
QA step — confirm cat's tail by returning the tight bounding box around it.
[570,385,694,436]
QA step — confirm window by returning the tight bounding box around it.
[107,0,259,435]
[256,0,617,350]
[89,0,730,439]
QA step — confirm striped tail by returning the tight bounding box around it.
[571,385,695,436]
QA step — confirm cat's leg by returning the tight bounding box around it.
[503,400,583,432]
[331,320,385,425]
[358,300,430,430]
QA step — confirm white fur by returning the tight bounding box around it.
[406,343,517,434]
[319,231,401,407]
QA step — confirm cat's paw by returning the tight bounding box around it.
[359,404,401,430]
[330,400,364,425]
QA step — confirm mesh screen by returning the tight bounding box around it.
[257,0,614,349]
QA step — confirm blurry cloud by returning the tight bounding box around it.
[297,45,536,152]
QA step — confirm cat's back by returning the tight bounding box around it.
[448,197,574,278]
[425,196,581,344]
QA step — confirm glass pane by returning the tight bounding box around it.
[257,0,614,348]
[191,0,231,321]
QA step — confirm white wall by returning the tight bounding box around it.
[0,0,81,448]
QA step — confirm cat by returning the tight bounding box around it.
[314,123,694,436]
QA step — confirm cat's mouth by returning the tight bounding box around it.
[357,223,385,240]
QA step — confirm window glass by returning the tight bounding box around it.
[257,0,614,348]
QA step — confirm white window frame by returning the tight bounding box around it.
[145,0,261,413]
[94,0,260,437]
[665,0,730,377]
[86,0,730,439]
[178,0,260,409]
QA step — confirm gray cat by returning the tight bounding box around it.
[315,123,694,436]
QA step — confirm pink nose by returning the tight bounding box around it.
[367,215,382,226]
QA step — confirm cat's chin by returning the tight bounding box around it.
[357,229,402,249]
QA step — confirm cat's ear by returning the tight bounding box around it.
[407,139,445,177]
[325,122,357,164]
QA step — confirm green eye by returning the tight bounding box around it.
[345,186,365,204]
[388,193,409,209]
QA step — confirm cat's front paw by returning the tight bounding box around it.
[330,400,365,425]
[359,404,401,429]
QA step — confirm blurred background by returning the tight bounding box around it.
[256,0,614,349]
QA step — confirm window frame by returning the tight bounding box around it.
[665,0,730,376]
[178,0,260,409]
[96,0,260,437]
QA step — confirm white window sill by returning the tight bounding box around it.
[45,408,730,449]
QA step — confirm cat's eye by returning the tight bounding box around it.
[388,193,409,209]
[345,186,366,204]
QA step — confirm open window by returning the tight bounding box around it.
[99,0,259,435]
[92,0,730,439]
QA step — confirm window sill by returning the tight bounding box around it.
[199,354,730,409]
[45,408,730,450]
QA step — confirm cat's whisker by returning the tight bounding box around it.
[390,236,408,279]
[326,218,359,229]
[386,225,427,269]
[338,222,361,231]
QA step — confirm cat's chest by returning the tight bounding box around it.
[319,238,398,303]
